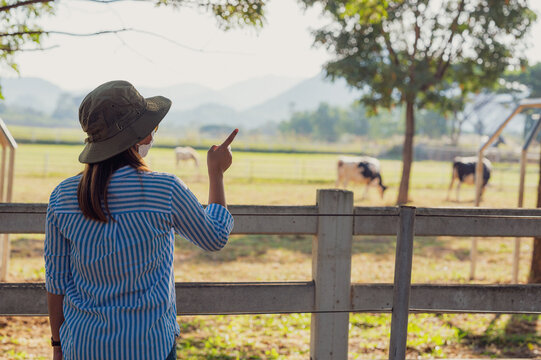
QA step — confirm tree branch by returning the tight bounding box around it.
[0,27,251,55]
[0,0,53,12]
[411,6,421,59]
[0,44,59,52]
[435,0,465,78]
[0,28,132,37]
[382,24,399,66]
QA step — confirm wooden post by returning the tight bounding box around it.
[389,206,416,360]
[513,118,541,283]
[470,151,485,280]
[512,149,528,283]
[0,233,8,281]
[473,106,525,280]
[0,147,6,281]
[0,146,5,201]
[310,189,353,360]
[7,147,14,203]
[0,147,14,281]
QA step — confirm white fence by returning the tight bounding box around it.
[1,189,541,360]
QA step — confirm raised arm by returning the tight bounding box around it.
[171,177,234,252]
[206,128,238,207]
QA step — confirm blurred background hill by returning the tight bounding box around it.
[0,72,359,129]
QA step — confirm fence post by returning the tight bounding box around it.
[389,206,416,360]
[310,189,353,360]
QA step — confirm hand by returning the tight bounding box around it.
[207,129,238,175]
[53,346,62,360]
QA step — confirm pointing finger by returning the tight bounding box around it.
[220,129,238,148]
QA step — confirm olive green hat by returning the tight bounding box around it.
[78,80,171,164]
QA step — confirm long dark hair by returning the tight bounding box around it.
[77,147,149,222]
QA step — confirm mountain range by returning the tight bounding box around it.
[0,73,361,129]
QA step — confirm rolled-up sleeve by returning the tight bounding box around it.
[171,176,234,251]
[44,200,71,294]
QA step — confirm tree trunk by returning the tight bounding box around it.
[397,100,415,204]
[450,110,463,146]
[450,111,459,145]
[528,144,541,283]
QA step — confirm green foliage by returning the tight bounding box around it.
[176,314,310,359]
[415,108,448,138]
[279,102,448,141]
[155,0,266,29]
[0,0,267,98]
[279,103,345,141]
[0,1,56,89]
[504,62,541,98]
[301,0,536,111]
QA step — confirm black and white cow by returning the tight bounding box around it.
[336,156,387,199]
[446,156,492,202]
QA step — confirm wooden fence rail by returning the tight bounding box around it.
[2,189,541,360]
[4,202,541,237]
[2,283,541,316]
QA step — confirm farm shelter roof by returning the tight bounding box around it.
[479,97,541,155]
[518,97,541,107]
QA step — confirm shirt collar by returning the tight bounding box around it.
[112,165,137,178]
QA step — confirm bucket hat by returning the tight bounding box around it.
[78,80,171,164]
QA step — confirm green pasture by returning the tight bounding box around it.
[12,142,541,208]
[2,142,541,359]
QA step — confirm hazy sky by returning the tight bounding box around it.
[8,1,541,92]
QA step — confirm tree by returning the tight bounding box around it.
[300,0,536,204]
[0,0,266,98]
[279,103,345,141]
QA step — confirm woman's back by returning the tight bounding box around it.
[45,165,233,359]
[45,80,236,360]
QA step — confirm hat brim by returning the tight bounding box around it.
[79,96,171,164]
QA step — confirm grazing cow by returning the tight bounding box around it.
[336,156,387,199]
[447,156,492,202]
[174,146,200,168]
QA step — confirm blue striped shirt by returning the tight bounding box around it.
[44,165,234,360]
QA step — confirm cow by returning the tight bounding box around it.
[336,156,387,199]
[174,146,200,168]
[447,156,492,202]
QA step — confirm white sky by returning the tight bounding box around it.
[9,0,541,92]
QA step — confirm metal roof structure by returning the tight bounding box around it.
[472,98,541,283]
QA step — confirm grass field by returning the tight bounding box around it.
[1,143,541,359]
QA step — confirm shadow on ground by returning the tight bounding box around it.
[444,314,540,358]
[180,234,465,263]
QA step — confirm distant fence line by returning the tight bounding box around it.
[15,130,539,162]
[24,151,541,190]
[2,190,541,360]
[414,144,540,163]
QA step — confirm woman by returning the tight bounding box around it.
[44,80,236,360]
